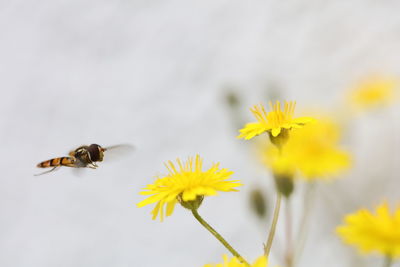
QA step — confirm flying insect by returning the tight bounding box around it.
[35,143,133,176]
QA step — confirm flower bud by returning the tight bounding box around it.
[274,174,294,198]
[269,128,289,149]
[249,188,268,219]
[177,194,204,211]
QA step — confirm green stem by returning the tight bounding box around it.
[293,182,316,265]
[284,198,293,267]
[384,255,393,267]
[191,209,250,266]
[264,192,282,256]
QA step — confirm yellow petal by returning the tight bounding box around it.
[137,193,166,207]
[166,199,177,217]
[151,201,162,220]
[238,122,270,140]
[253,255,268,267]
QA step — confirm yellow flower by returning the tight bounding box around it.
[238,101,314,140]
[349,76,397,111]
[137,155,241,221]
[262,146,295,178]
[336,202,400,259]
[203,255,268,267]
[261,118,351,180]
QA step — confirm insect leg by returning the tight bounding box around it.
[34,166,60,176]
[86,164,97,169]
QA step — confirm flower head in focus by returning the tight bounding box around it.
[203,255,268,267]
[349,76,397,112]
[137,155,241,221]
[261,117,351,180]
[336,202,400,259]
[238,101,315,144]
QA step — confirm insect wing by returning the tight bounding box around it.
[102,144,134,162]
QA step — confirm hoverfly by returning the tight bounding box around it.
[35,143,133,176]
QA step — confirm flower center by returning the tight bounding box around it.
[267,101,295,127]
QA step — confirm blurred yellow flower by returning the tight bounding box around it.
[349,77,397,111]
[204,255,268,267]
[336,202,400,259]
[261,118,351,180]
[263,147,295,178]
[137,155,241,221]
[238,101,314,140]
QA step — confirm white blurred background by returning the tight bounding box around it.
[1,1,400,266]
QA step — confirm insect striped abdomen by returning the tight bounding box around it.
[37,157,75,168]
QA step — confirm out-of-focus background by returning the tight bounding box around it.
[1,1,399,266]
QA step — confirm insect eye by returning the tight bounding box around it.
[89,144,100,150]
[87,144,101,161]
